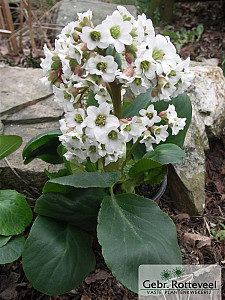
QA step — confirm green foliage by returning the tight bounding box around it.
[211,223,225,241]
[22,216,95,295]
[35,188,106,233]
[22,130,63,164]
[0,190,33,236]
[0,135,22,160]
[0,236,25,264]
[143,143,186,164]
[48,171,121,188]
[122,88,152,118]
[97,193,182,293]
[0,236,11,248]
[162,24,204,52]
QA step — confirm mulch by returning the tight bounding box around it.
[0,1,225,299]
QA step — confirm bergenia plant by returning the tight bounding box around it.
[21,6,193,296]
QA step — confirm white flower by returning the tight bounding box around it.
[84,140,101,163]
[53,84,75,111]
[170,117,186,135]
[140,104,161,127]
[98,126,125,152]
[126,74,151,96]
[77,9,93,26]
[145,35,178,75]
[120,116,145,142]
[117,6,135,23]
[40,44,54,75]
[154,125,169,144]
[59,21,78,40]
[166,104,177,123]
[134,13,155,42]
[104,150,124,166]
[80,24,111,50]
[102,10,133,53]
[135,50,156,80]
[85,55,118,82]
[84,103,119,140]
[65,108,86,134]
[140,131,156,151]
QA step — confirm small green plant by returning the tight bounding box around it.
[162,24,204,52]
[211,223,225,241]
[0,135,33,264]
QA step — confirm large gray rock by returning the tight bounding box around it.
[54,0,137,31]
[169,61,225,215]
[0,66,63,196]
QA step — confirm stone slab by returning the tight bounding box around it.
[54,0,137,30]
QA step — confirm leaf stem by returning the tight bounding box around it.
[109,80,122,119]
[121,137,142,176]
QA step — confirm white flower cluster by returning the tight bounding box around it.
[59,103,186,165]
[40,6,191,165]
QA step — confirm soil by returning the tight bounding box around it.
[0,1,225,300]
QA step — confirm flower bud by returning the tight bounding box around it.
[48,70,58,83]
[123,66,135,77]
[125,52,135,64]
[67,86,79,97]
[72,31,79,42]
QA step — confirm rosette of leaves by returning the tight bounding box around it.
[0,135,33,264]
[21,88,191,295]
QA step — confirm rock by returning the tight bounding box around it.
[54,0,137,32]
[169,61,225,215]
[188,65,225,139]
[0,66,63,197]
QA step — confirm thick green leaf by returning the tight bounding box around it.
[122,88,151,118]
[0,235,11,248]
[22,216,95,295]
[35,188,106,232]
[49,171,121,188]
[0,236,25,264]
[97,193,182,293]
[0,190,33,236]
[0,135,22,160]
[143,143,185,164]
[144,165,168,186]
[106,45,122,70]
[152,93,192,148]
[44,168,69,180]
[129,158,163,178]
[86,91,98,107]
[43,181,73,194]
[22,130,63,164]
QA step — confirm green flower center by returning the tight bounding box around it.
[90,31,101,41]
[164,83,170,88]
[155,128,161,135]
[89,145,96,152]
[95,115,106,126]
[169,70,176,77]
[134,78,141,86]
[75,114,83,123]
[64,92,71,100]
[147,112,154,119]
[140,60,150,71]
[110,25,120,39]
[108,130,118,140]
[152,49,164,61]
[125,125,131,131]
[97,62,107,72]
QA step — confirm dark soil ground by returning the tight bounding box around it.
[0,1,225,299]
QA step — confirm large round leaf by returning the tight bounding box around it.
[22,216,95,295]
[35,188,106,232]
[97,193,182,293]
[0,235,11,248]
[22,130,62,164]
[0,135,22,160]
[0,190,33,236]
[49,171,121,188]
[0,235,25,264]
[143,143,186,164]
